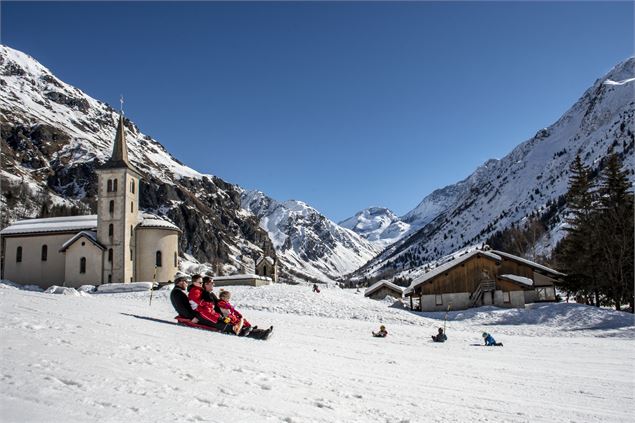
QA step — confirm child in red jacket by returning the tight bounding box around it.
[218,290,252,335]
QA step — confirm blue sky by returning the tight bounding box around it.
[2,1,633,222]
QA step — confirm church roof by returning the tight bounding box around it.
[96,113,142,175]
[137,213,181,232]
[0,215,98,236]
[60,231,104,252]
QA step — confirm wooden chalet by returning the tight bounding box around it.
[364,280,404,300]
[404,248,563,312]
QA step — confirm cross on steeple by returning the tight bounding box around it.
[120,94,124,115]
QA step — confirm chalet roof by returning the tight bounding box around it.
[0,215,98,236]
[498,274,534,288]
[404,250,502,295]
[59,231,104,252]
[364,280,404,297]
[491,250,564,277]
[137,213,181,232]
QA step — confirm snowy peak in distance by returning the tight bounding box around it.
[338,207,411,248]
[241,190,381,283]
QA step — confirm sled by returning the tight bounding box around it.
[175,316,273,340]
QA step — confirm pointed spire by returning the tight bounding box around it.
[108,112,130,166]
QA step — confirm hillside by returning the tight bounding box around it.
[350,58,635,281]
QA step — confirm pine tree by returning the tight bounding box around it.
[595,153,634,311]
[555,156,599,304]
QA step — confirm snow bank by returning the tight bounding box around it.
[96,282,155,293]
[44,285,88,296]
[0,279,43,292]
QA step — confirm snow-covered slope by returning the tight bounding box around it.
[338,207,411,248]
[354,58,635,279]
[1,281,633,422]
[242,190,381,283]
[0,44,275,272]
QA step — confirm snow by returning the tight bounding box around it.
[500,274,534,287]
[0,215,98,235]
[1,281,633,422]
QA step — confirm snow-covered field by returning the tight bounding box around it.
[1,282,633,423]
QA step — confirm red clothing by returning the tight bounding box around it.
[188,286,221,323]
[218,299,251,328]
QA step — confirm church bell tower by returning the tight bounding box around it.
[95,110,141,283]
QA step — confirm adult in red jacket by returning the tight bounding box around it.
[188,276,223,326]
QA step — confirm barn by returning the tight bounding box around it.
[404,248,563,312]
[365,280,404,300]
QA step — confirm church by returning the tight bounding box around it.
[0,113,180,288]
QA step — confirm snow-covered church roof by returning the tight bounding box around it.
[0,215,98,235]
[137,213,180,232]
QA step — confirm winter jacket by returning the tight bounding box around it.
[188,286,221,323]
[170,287,196,319]
[202,290,222,314]
[373,329,388,337]
[484,334,496,346]
[432,333,447,342]
[218,299,251,328]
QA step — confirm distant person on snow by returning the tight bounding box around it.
[372,325,388,337]
[218,290,252,335]
[170,273,198,324]
[482,332,503,346]
[313,284,321,293]
[432,327,447,342]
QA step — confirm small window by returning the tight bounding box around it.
[155,251,162,267]
[130,180,135,193]
[41,245,48,261]
[80,257,86,274]
[107,179,112,192]
[108,248,113,262]
[16,246,22,263]
[113,179,118,192]
[503,291,511,303]
[108,274,112,283]
[174,252,177,267]
[130,201,134,213]
[435,294,443,306]
[130,248,133,261]
[109,200,114,214]
[108,224,114,237]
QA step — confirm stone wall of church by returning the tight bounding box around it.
[64,239,103,287]
[135,228,178,283]
[2,233,70,288]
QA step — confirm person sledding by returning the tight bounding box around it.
[170,272,272,339]
[372,325,388,337]
[431,327,447,343]
[170,272,199,324]
[217,290,253,335]
[482,332,503,347]
[312,283,321,293]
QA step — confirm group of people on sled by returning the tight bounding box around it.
[170,273,273,340]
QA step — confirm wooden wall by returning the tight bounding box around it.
[416,254,534,296]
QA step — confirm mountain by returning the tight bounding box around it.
[241,190,381,283]
[0,44,275,275]
[352,58,635,281]
[338,207,411,248]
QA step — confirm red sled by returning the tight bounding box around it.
[175,316,221,332]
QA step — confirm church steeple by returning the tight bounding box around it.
[105,113,131,168]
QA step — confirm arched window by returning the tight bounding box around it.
[130,201,134,213]
[113,179,118,192]
[41,245,48,261]
[16,246,22,263]
[174,252,177,267]
[80,257,86,274]
[109,200,114,214]
[108,224,114,237]
[155,251,162,267]
[130,180,135,193]
[107,179,112,192]
[108,248,113,262]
